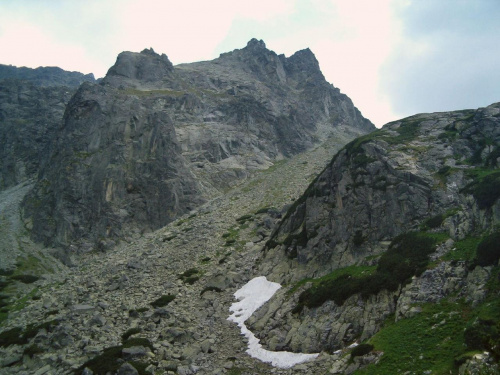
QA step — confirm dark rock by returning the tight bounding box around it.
[122,346,149,360]
[117,362,139,375]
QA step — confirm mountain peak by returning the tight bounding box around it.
[245,38,267,50]
[104,49,173,84]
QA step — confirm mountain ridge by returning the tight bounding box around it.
[20,40,374,251]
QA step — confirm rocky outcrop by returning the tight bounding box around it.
[263,103,500,282]
[252,102,500,353]
[0,64,95,87]
[23,40,374,249]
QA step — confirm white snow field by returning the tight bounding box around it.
[228,276,319,368]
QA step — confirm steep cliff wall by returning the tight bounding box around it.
[22,40,374,250]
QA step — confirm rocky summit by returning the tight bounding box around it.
[0,40,499,375]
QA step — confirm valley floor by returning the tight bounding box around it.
[0,129,363,374]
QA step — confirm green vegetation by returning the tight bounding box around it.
[122,327,142,341]
[289,264,377,295]
[254,206,275,215]
[357,264,500,374]
[475,230,500,267]
[200,256,211,263]
[486,146,500,168]
[10,274,40,284]
[421,214,446,230]
[162,234,177,242]
[293,232,442,313]
[344,129,388,155]
[441,236,481,262]
[351,343,374,359]
[352,230,365,246]
[356,301,470,374]
[150,294,175,308]
[76,346,123,374]
[0,319,59,347]
[123,337,154,351]
[76,334,154,374]
[120,88,185,97]
[178,268,200,284]
[462,170,500,209]
[227,368,243,375]
[24,344,44,358]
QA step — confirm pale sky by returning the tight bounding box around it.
[0,0,499,127]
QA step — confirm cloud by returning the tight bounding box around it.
[0,0,122,76]
[116,0,293,65]
[380,0,500,117]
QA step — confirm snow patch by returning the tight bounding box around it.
[228,276,319,368]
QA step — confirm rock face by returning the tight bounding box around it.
[253,102,500,353]
[264,103,500,280]
[22,39,374,249]
[0,64,95,87]
[0,79,83,190]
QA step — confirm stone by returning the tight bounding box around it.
[71,304,95,314]
[122,346,149,360]
[117,362,139,375]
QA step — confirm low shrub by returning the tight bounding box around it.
[0,319,59,347]
[0,327,24,347]
[475,231,500,266]
[351,343,374,358]
[122,328,141,341]
[150,294,175,308]
[352,230,365,246]
[463,170,500,209]
[24,344,44,358]
[179,268,200,284]
[421,214,445,230]
[294,232,438,312]
[184,276,199,285]
[236,214,252,223]
[179,268,199,279]
[464,318,499,359]
[76,345,123,374]
[123,337,153,350]
[10,275,40,284]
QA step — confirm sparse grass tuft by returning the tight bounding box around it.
[150,294,175,308]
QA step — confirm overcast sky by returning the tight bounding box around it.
[0,0,498,127]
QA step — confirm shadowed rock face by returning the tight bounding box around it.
[22,40,374,250]
[0,64,96,190]
[0,80,78,190]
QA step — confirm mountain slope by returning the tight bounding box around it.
[1,103,498,375]
[247,102,500,373]
[22,39,374,251]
